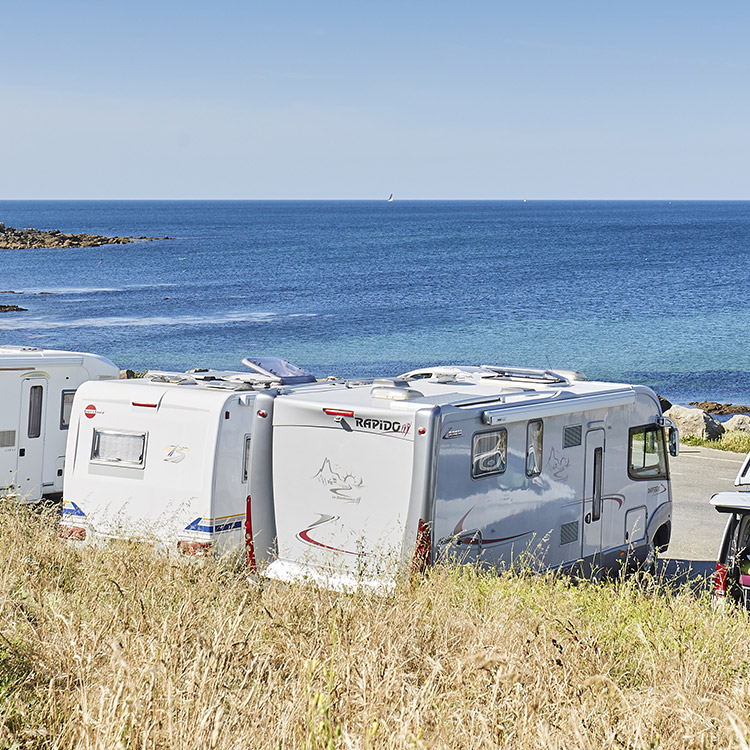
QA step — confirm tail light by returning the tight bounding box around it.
[177,540,213,556]
[59,525,86,541]
[245,495,256,573]
[714,562,728,599]
[412,519,431,576]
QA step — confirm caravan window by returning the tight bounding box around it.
[526,420,543,477]
[60,390,76,429]
[28,386,43,439]
[91,429,147,468]
[472,430,507,478]
[591,447,603,521]
[628,425,668,480]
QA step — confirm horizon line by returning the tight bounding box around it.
[1,198,749,203]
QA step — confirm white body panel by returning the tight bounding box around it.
[62,369,328,555]
[63,377,256,553]
[0,346,119,503]
[269,398,417,587]
[250,366,673,590]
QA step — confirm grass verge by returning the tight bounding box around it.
[1,501,749,748]
[682,430,750,453]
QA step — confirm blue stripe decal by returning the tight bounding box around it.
[62,501,86,518]
[184,517,243,534]
[185,517,205,531]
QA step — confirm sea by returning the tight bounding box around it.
[0,200,748,406]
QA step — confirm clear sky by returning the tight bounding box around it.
[1,1,748,199]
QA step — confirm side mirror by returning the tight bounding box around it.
[668,426,679,457]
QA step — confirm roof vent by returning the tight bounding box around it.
[241,357,316,385]
[371,379,424,401]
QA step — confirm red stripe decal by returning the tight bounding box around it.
[297,528,361,556]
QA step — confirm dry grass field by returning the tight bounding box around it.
[2,502,750,749]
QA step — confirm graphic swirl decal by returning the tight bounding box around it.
[297,513,366,556]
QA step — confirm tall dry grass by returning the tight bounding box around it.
[1,501,750,749]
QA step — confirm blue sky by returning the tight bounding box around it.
[1,1,748,199]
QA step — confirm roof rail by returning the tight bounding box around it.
[399,366,485,383]
[145,371,199,384]
[479,365,578,385]
[147,370,274,391]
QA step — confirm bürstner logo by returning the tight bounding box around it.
[84,404,98,419]
[354,417,411,435]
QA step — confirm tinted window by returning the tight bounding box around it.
[60,390,76,429]
[472,430,507,478]
[628,425,668,480]
[91,429,147,467]
[28,385,43,439]
[243,435,251,482]
[591,446,603,521]
[526,420,543,477]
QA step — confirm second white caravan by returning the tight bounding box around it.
[247,365,678,590]
[60,359,319,553]
[0,346,119,503]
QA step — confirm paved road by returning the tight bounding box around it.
[658,445,746,582]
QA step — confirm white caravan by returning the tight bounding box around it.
[60,359,321,554]
[247,365,678,590]
[0,346,118,503]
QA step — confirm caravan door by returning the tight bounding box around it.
[16,377,47,502]
[581,428,605,559]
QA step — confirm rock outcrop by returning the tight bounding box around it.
[689,400,750,415]
[658,395,673,413]
[0,304,27,312]
[664,404,725,440]
[724,414,750,433]
[0,222,169,249]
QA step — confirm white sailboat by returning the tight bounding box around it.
[387,193,393,202]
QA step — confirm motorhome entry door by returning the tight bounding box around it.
[581,428,605,559]
[16,377,47,501]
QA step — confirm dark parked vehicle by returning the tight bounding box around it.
[711,452,750,606]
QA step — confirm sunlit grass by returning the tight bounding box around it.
[1,501,749,748]
[682,429,750,454]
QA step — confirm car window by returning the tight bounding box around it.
[738,514,750,553]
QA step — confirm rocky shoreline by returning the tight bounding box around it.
[665,403,750,441]
[0,222,169,249]
[688,400,750,415]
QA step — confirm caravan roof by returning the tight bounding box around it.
[272,364,640,415]
[0,345,117,370]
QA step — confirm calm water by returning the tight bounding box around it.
[0,200,748,405]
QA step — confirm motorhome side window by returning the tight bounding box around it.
[628,425,668,480]
[526,420,543,477]
[242,435,251,482]
[471,429,507,478]
[28,385,43,439]
[60,390,76,429]
[91,429,147,468]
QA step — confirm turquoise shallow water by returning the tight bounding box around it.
[0,200,748,404]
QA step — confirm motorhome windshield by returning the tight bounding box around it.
[628,425,668,480]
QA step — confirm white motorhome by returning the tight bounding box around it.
[0,346,119,503]
[60,359,321,554]
[247,365,678,590]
